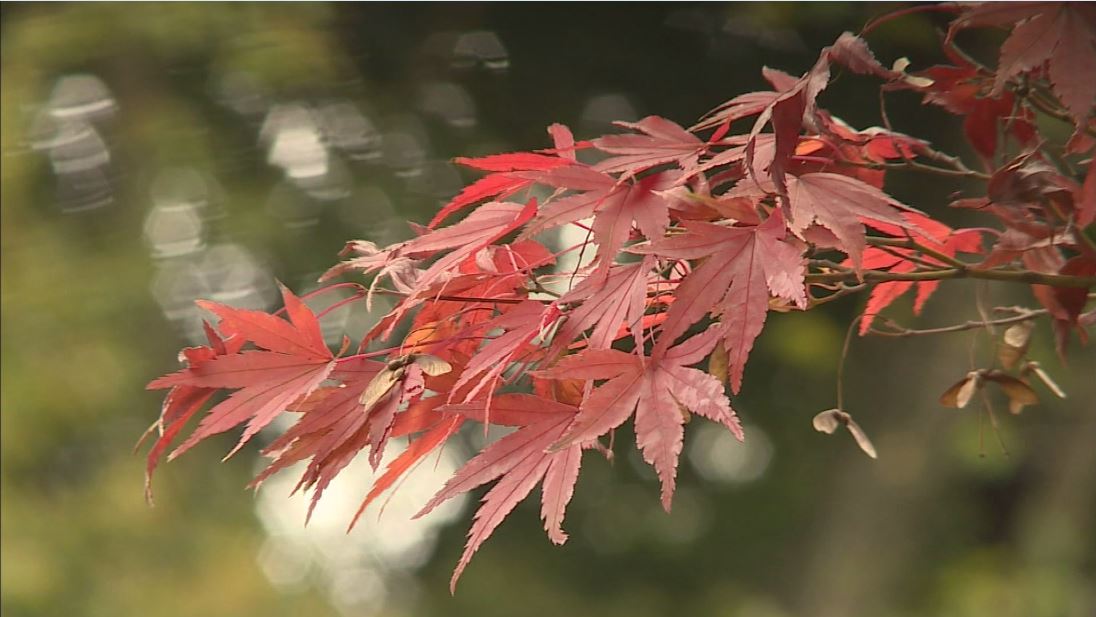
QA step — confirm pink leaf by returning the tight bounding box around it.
[635,213,805,391]
[785,172,912,269]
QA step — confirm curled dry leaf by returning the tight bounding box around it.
[812,408,877,459]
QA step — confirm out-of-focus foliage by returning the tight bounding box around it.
[2,4,1093,617]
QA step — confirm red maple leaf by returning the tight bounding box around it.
[451,300,562,404]
[950,2,1096,129]
[856,214,985,334]
[363,199,539,342]
[142,321,244,502]
[345,356,486,529]
[1029,254,1096,356]
[413,394,584,592]
[535,331,743,511]
[785,172,914,269]
[148,284,337,461]
[744,55,831,195]
[319,240,421,310]
[406,200,538,260]
[348,411,465,529]
[248,356,386,520]
[552,255,655,352]
[743,32,906,194]
[521,168,679,273]
[593,116,707,175]
[430,156,567,230]
[898,62,1038,160]
[694,90,781,137]
[429,123,593,229]
[634,212,807,392]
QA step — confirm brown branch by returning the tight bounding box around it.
[914,144,990,180]
[870,243,948,270]
[808,282,868,308]
[866,236,968,269]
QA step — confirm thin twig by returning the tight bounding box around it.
[914,144,989,179]
[829,156,989,180]
[867,236,968,269]
[861,3,959,37]
[528,281,561,298]
[866,308,1048,338]
[836,315,865,410]
[369,288,528,305]
[806,266,1096,288]
[905,158,989,180]
[979,387,1010,457]
[871,243,947,270]
[808,282,868,308]
[974,281,996,338]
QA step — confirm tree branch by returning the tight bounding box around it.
[866,236,969,269]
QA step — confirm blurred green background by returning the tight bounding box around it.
[2,4,1094,617]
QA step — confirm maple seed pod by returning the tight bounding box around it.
[982,372,1039,415]
[409,353,453,376]
[383,352,452,375]
[359,366,404,412]
[997,321,1034,370]
[361,353,453,412]
[939,371,982,409]
[1021,361,1066,399]
[812,408,877,459]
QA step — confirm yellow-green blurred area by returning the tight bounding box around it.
[2,3,1094,617]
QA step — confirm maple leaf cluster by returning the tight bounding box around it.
[145,3,1096,591]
